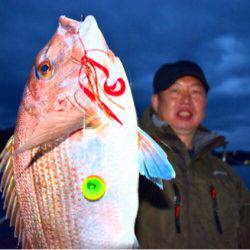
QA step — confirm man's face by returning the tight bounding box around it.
[152,75,207,135]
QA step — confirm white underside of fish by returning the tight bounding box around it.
[13,123,138,248]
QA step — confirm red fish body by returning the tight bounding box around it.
[0,15,175,248]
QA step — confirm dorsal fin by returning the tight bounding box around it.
[0,136,25,246]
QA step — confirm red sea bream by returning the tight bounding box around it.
[0,15,175,248]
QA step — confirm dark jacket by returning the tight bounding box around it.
[135,107,250,249]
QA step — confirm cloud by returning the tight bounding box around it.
[204,92,250,151]
[208,35,249,74]
[213,76,250,94]
[214,125,250,151]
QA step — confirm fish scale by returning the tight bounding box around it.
[32,150,55,248]
[31,144,70,248]
[52,143,76,248]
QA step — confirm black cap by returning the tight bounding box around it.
[153,60,209,94]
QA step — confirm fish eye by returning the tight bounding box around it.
[35,59,54,79]
[41,64,50,73]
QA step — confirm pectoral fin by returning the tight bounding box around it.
[137,127,175,189]
[15,107,104,154]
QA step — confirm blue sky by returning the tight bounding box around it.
[0,0,250,150]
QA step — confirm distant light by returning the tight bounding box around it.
[243,160,249,165]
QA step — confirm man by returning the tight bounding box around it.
[135,60,250,248]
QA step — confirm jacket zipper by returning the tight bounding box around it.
[173,183,181,233]
[210,185,223,234]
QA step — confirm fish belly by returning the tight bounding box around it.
[14,124,138,248]
[77,126,139,248]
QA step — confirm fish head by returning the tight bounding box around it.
[15,15,137,152]
[21,16,85,119]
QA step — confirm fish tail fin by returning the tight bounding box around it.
[137,127,175,189]
[0,136,25,244]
